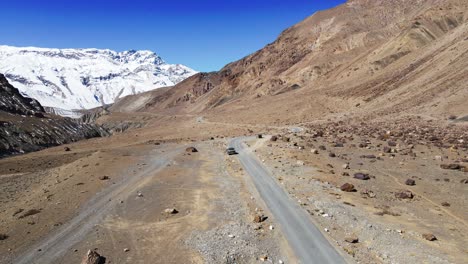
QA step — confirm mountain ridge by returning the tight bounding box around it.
[0,45,197,112]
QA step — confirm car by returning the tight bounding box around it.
[226,147,237,155]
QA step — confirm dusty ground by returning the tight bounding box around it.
[0,117,290,264]
[252,121,468,263]
[1,112,467,264]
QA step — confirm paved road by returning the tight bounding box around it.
[230,137,346,264]
[13,148,180,264]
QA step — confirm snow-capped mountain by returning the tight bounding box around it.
[0,45,197,111]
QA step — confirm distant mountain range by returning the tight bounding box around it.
[0,45,197,112]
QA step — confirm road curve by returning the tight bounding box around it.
[230,137,346,264]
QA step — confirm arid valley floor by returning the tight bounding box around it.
[1,114,466,263]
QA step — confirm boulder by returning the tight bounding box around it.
[422,233,437,241]
[185,147,198,153]
[353,173,370,180]
[81,250,106,264]
[340,183,356,192]
[345,235,359,243]
[405,179,416,186]
[164,208,179,214]
[395,190,413,199]
[253,214,267,223]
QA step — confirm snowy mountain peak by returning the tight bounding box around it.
[0,45,197,111]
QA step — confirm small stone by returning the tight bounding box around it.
[441,202,450,207]
[329,153,336,158]
[324,228,329,232]
[253,215,266,223]
[340,183,356,192]
[422,233,437,241]
[260,255,268,261]
[81,250,105,264]
[311,149,319,154]
[395,190,413,199]
[354,173,370,180]
[98,176,110,181]
[279,260,284,264]
[269,225,274,230]
[185,147,198,153]
[164,208,179,214]
[123,248,130,252]
[64,147,71,152]
[345,236,359,243]
[137,192,143,197]
[405,179,415,186]
[342,163,350,170]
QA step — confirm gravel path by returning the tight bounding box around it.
[12,147,180,264]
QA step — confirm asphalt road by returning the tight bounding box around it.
[230,137,346,264]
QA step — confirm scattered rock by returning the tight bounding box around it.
[81,250,105,264]
[164,208,179,214]
[342,172,350,177]
[345,235,359,243]
[98,176,110,180]
[395,190,414,199]
[253,214,267,223]
[340,183,356,192]
[342,163,350,170]
[185,147,198,153]
[353,173,370,180]
[383,146,392,153]
[422,233,437,241]
[329,153,336,158]
[405,179,416,186]
[361,189,376,198]
[270,136,278,142]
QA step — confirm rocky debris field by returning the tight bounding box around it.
[252,118,467,263]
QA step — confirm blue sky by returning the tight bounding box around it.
[0,0,345,71]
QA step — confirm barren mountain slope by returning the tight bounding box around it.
[111,0,467,124]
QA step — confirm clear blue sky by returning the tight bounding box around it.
[0,0,346,72]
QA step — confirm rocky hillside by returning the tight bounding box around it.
[0,74,108,157]
[111,0,467,124]
[0,46,197,112]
